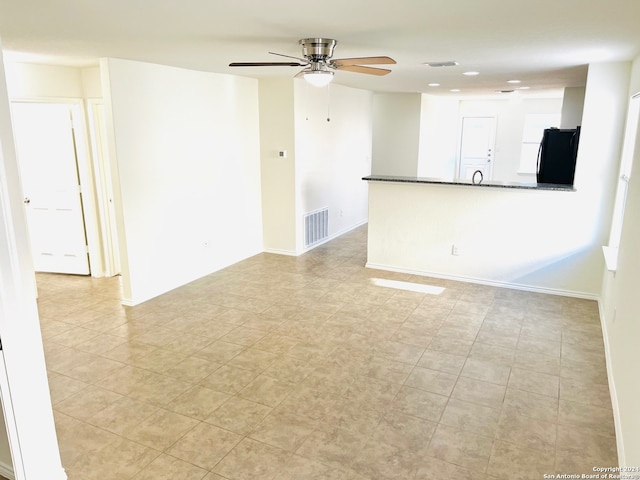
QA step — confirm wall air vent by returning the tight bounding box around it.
[425,61,459,67]
[304,207,329,248]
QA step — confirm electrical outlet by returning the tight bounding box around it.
[451,244,460,256]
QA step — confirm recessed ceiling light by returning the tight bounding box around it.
[517,86,530,90]
[424,61,459,67]
[450,89,461,92]
[507,79,521,84]
[463,71,479,76]
[428,83,440,87]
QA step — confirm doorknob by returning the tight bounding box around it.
[24,197,31,204]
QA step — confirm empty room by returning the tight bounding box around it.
[0,1,639,479]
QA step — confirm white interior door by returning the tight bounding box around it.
[11,102,90,275]
[458,116,496,180]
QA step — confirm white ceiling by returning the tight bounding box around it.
[1,0,640,97]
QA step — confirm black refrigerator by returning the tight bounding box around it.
[536,127,581,185]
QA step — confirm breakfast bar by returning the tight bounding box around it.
[362,174,576,191]
[361,174,599,296]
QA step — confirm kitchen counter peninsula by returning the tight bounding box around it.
[362,174,576,191]
[362,173,596,296]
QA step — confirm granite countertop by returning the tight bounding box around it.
[362,175,576,191]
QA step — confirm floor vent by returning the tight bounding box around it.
[304,207,329,248]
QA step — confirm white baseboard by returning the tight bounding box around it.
[0,461,67,479]
[263,248,298,256]
[264,219,368,257]
[598,301,625,467]
[121,297,135,307]
[364,262,600,300]
[301,220,368,255]
[0,460,14,479]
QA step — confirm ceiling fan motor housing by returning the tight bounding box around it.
[299,38,337,62]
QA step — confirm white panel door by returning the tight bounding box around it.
[458,116,496,181]
[11,102,90,275]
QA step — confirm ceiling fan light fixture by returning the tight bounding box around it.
[303,70,334,87]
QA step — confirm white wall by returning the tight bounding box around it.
[4,63,84,98]
[574,63,630,254]
[458,97,563,182]
[294,81,372,251]
[417,94,459,179]
[259,78,373,256]
[372,93,421,176]
[367,181,600,296]
[259,78,297,255]
[81,67,102,98]
[4,63,100,100]
[0,47,66,480]
[101,58,263,305]
[561,86,586,128]
[600,54,640,467]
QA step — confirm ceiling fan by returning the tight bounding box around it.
[229,38,396,87]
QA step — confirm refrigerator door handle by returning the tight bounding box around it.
[570,131,577,151]
[536,140,543,175]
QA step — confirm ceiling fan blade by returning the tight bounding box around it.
[229,62,305,67]
[332,56,396,66]
[269,52,308,63]
[335,65,392,76]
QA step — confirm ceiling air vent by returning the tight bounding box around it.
[425,61,459,67]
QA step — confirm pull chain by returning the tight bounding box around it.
[326,83,331,122]
[305,81,309,120]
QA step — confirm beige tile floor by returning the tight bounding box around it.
[37,225,618,479]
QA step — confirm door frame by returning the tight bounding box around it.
[10,97,104,277]
[87,99,121,277]
[457,115,497,180]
